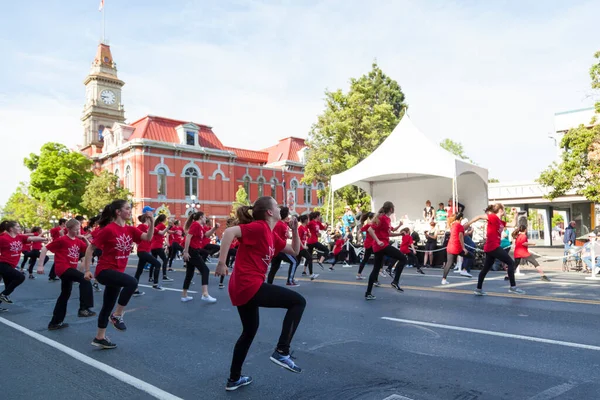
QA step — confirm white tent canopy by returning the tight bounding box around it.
[330,115,489,221]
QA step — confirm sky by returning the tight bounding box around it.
[1,0,599,207]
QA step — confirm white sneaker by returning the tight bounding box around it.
[514,272,525,277]
[460,270,472,278]
[441,279,449,285]
[181,296,194,302]
[201,294,217,303]
[453,269,461,273]
[310,274,319,280]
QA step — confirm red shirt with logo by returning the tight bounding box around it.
[514,234,530,258]
[0,233,30,267]
[46,235,88,277]
[188,221,205,249]
[93,223,143,276]
[372,215,391,253]
[333,239,345,255]
[298,225,309,246]
[447,222,465,255]
[307,220,325,245]
[31,232,44,250]
[484,213,505,252]
[361,223,373,249]
[228,220,286,306]
[136,224,152,253]
[169,226,184,246]
[151,223,166,250]
[400,235,413,254]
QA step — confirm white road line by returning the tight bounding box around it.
[383,395,414,400]
[381,317,600,351]
[137,284,196,294]
[527,382,579,400]
[0,316,183,400]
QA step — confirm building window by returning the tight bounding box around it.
[243,176,251,197]
[186,131,195,146]
[157,167,167,195]
[98,125,105,141]
[184,167,198,197]
[317,182,325,206]
[290,179,298,190]
[304,184,312,204]
[114,169,120,187]
[257,177,265,198]
[271,178,278,199]
[124,166,131,190]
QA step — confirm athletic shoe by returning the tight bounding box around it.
[356,275,365,280]
[28,274,35,280]
[78,309,96,318]
[379,271,387,277]
[201,294,217,303]
[310,274,319,281]
[162,276,174,282]
[167,268,175,272]
[416,268,425,275]
[515,272,525,277]
[504,276,510,281]
[460,270,472,278]
[365,294,376,300]
[219,283,224,289]
[441,279,449,285]
[148,278,154,283]
[0,294,13,304]
[390,282,404,292]
[92,282,102,292]
[317,262,324,270]
[286,281,300,287]
[541,275,551,282]
[386,268,393,276]
[269,351,302,373]
[48,277,59,281]
[152,284,165,291]
[453,269,461,274]
[473,289,487,296]
[329,267,335,271]
[110,313,127,331]
[509,287,526,294]
[0,307,8,312]
[132,290,145,297]
[373,282,381,287]
[181,296,194,302]
[226,376,253,391]
[301,271,307,276]
[48,322,69,331]
[92,337,117,349]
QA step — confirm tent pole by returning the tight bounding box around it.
[329,184,334,227]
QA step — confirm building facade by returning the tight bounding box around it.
[80,44,324,224]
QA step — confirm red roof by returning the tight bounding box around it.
[261,137,307,163]
[128,115,225,150]
[224,146,268,163]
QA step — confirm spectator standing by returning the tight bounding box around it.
[423,201,435,223]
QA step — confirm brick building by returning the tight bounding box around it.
[80,43,324,224]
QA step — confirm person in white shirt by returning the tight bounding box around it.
[582,232,600,275]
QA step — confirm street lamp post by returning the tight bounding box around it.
[281,166,287,207]
[185,195,201,214]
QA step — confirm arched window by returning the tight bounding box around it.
[317,182,325,206]
[157,167,167,195]
[271,178,278,199]
[243,176,251,197]
[114,169,120,188]
[304,183,312,204]
[184,167,198,197]
[257,177,265,198]
[290,179,298,190]
[124,166,131,191]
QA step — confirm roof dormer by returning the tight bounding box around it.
[175,122,201,146]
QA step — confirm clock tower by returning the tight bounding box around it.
[81,43,126,150]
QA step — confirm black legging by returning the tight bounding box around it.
[0,262,25,296]
[358,247,373,275]
[307,242,328,263]
[168,242,184,269]
[95,269,138,329]
[50,268,93,325]
[297,248,312,274]
[220,248,238,284]
[92,248,102,265]
[183,248,210,289]
[442,251,473,279]
[151,248,168,277]
[203,243,221,257]
[230,283,306,381]
[26,249,50,274]
[366,245,407,295]
[267,253,298,284]
[20,250,33,270]
[135,251,161,284]
[331,249,348,266]
[477,246,515,289]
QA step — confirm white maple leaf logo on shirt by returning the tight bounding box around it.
[67,244,80,260]
[261,246,275,267]
[115,234,133,253]
[9,241,22,253]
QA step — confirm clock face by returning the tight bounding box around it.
[100,90,116,105]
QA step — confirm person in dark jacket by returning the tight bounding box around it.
[564,221,576,248]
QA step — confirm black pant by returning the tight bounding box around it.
[151,248,168,277]
[135,252,161,284]
[230,283,306,381]
[358,247,373,275]
[50,268,94,325]
[203,243,221,257]
[297,249,312,274]
[477,247,515,289]
[0,262,25,296]
[49,263,57,279]
[183,248,210,289]
[404,252,418,268]
[168,243,184,269]
[92,248,102,265]
[220,248,238,284]
[307,242,328,263]
[20,251,32,270]
[267,253,298,284]
[366,246,407,295]
[95,269,138,329]
[26,249,49,274]
[442,251,473,279]
[331,250,348,266]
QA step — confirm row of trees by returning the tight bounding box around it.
[1,142,131,229]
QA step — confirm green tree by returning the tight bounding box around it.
[231,185,251,216]
[24,142,93,213]
[1,183,59,229]
[81,171,132,215]
[303,62,407,210]
[552,213,564,228]
[538,51,600,200]
[488,178,500,183]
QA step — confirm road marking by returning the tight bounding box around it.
[382,317,600,351]
[527,382,579,400]
[383,395,414,400]
[0,316,183,400]
[137,284,196,294]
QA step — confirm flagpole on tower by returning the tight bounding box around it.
[99,0,105,44]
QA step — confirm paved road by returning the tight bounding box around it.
[1,258,600,399]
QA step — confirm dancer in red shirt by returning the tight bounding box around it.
[38,219,96,330]
[357,212,375,280]
[510,225,550,282]
[307,212,328,270]
[468,204,523,295]
[216,196,305,391]
[150,214,173,282]
[297,215,318,280]
[133,214,162,293]
[219,218,239,289]
[0,220,48,307]
[83,200,154,349]
[329,233,348,270]
[48,218,67,281]
[167,220,185,270]
[24,227,50,279]
[267,207,300,286]
[182,211,216,303]
[441,213,475,285]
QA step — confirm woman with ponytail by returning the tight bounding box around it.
[441,213,475,285]
[509,225,550,282]
[181,211,216,303]
[83,200,154,349]
[216,196,305,391]
[134,215,163,293]
[150,214,172,282]
[307,212,328,270]
[297,214,318,280]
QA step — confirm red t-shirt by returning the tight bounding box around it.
[307,220,325,244]
[31,232,43,250]
[361,223,373,249]
[90,227,101,243]
[23,241,33,252]
[137,224,152,253]
[447,222,465,255]
[50,226,66,241]
[514,234,530,258]
[372,215,391,253]
[400,235,413,254]
[46,235,87,277]
[201,225,211,248]
[0,233,30,267]
[484,213,505,252]
[228,220,286,306]
[298,225,309,246]
[93,223,143,276]
[230,238,239,249]
[168,226,184,245]
[151,223,166,250]
[188,221,205,249]
[333,239,345,255]
[273,221,289,241]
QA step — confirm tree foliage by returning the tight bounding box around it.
[81,171,132,215]
[1,183,59,229]
[231,185,251,216]
[24,142,93,213]
[440,138,473,163]
[303,62,407,210]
